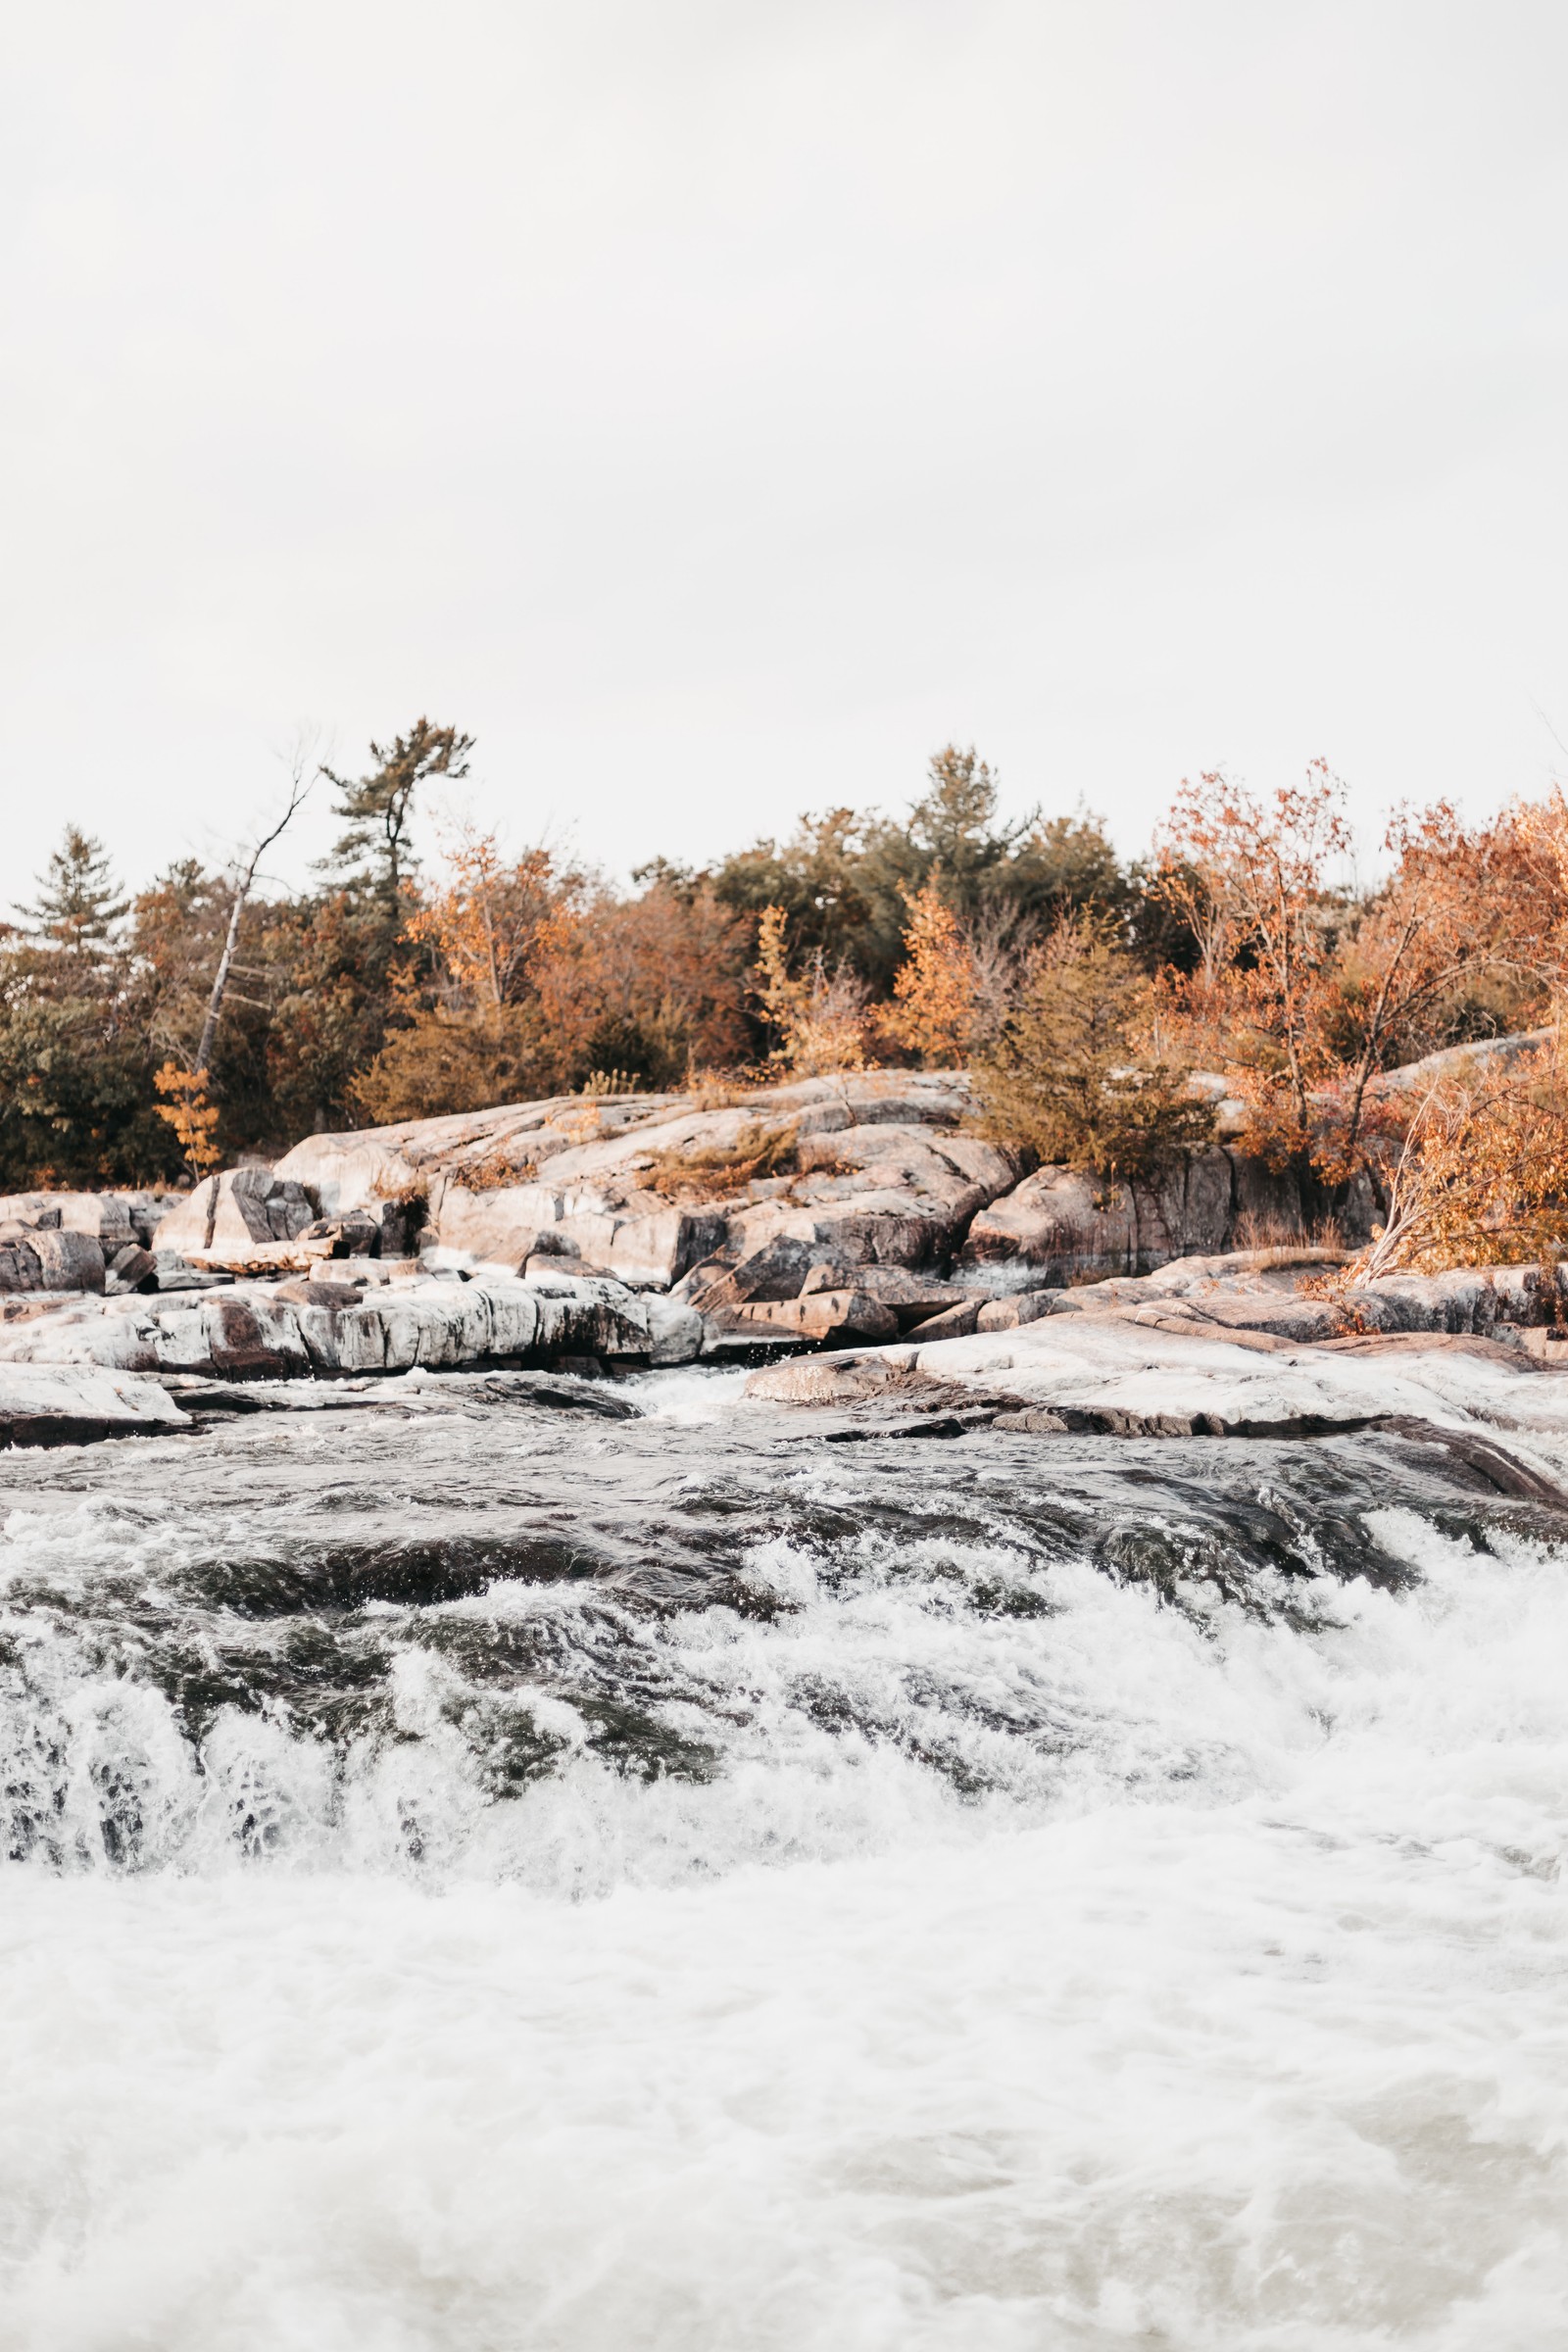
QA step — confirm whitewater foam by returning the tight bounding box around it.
[0,1414,1564,2345]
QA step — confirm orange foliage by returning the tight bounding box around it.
[1152,766,1562,1181]
[1349,1032,1568,1280]
[532,881,753,1082]
[405,826,571,1011]
[152,1063,222,1177]
[876,882,978,1066]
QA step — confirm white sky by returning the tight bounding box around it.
[5,0,1567,900]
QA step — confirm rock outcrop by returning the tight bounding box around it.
[12,1040,1565,1426]
[152,1168,319,1266]
[0,1268,659,1383]
[273,1071,1017,1282]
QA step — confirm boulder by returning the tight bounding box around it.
[0,1191,175,1250]
[798,1262,972,1325]
[149,1251,231,1292]
[0,1228,105,1293]
[959,1148,1323,1286]
[105,1244,158,1293]
[677,1235,834,1312]
[706,1290,901,1349]
[906,1300,982,1342]
[959,1166,1136,1284]
[152,1169,317,1261]
[298,1210,382,1261]
[435,1183,724,1289]
[974,1292,1056,1333]
[645,1296,704,1366]
[722,1125,1018,1270]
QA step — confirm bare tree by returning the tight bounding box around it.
[193,736,318,1078]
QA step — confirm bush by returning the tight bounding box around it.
[349,1005,555,1125]
[972,913,1214,1182]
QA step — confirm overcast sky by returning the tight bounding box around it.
[6,1,1567,901]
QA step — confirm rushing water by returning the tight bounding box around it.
[1,1376,1565,2348]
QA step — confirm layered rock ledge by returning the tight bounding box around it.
[2,1058,1563,1443]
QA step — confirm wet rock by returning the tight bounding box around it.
[744,1352,916,1403]
[646,1296,704,1366]
[0,1272,654,1382]
[705,1290,900,1351]
[0,1364,189,1446]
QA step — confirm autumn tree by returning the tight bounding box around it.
[750,906,870,1074]
[1153,766,1564,1187]
[1348,1033,1568,1282]
[533,878,753,1088]
[351,825,573,1122]
[876,881,978,1065]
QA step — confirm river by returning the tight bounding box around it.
[1,1372,1564,2348]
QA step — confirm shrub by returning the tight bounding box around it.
[972,912,1214,1182]
[1348,1034,1568,1281]
[636,1119,801,1200]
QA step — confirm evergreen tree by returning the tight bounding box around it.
[320,718,473,918]
[18,827,128,957]
[0,828,169,1186]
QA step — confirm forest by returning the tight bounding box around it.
[7,719,1568,1276]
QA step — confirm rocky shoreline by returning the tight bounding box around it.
[3,1068,1567,1472]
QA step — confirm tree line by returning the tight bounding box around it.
[5,720,1567,1277]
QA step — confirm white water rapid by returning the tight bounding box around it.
[0,1394,1564,2349]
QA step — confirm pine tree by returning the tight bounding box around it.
[320,718,474,918]
[19,827,128,958]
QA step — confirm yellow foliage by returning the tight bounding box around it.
[876,883,977,1065]
[152,1063,222,1176]
[636,1119,801,1200]
[751,906,869,1074]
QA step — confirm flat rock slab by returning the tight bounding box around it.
[0,1365,189,1446]
[162,1367,642,1420]
[744,1304,1568,1454]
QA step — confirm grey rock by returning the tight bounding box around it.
[0,1364,189,1446]
[0,1272,653,1382]
[106,1244,158,1293]
[152,1169,317,1261]
[645,1296,704,1366]
[299,1210,381,1260]
[905,1300,981,1342]
[705,1291,901,1350]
